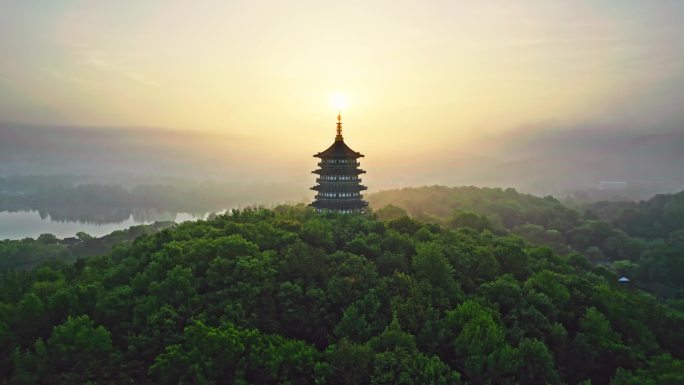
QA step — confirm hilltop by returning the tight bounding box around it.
[1,205,683,384]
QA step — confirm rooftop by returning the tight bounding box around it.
[313,113,364,158]
[314,139,364,158]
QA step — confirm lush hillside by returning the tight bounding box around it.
[368,186,579,230]
[0,222,174,271]
[1,206,683,384]
[582,191,684,240]
[368,186,684,297]
[0,175,306,222]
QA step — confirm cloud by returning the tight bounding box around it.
[509,36,627,47]
[46,69,84,84]
[53,9,157,87]
[85,50,158,87]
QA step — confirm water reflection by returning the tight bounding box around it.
[0,205,216,240]
[36,207,133,224]
[1,203,211,225]
[132,208,209,223]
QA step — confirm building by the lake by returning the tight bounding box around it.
[310,113,368,213]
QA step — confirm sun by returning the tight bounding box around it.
[329,92,348,111]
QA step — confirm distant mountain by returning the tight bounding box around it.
[0,121,260,179]
[388,126,684,197]
[1,121,682,198]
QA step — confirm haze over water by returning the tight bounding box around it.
[0,210,204,240]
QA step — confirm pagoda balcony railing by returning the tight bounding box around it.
[311,185,368,191]
[317,162,361,167]
[312,169,366,175]
[315,178,362,183]
[314,195,366,201]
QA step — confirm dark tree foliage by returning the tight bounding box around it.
[0,222,173,271]
[0,205,683,384]
[583,191,684,239]
[368,186,684,296]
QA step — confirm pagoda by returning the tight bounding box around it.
[310,113,368,213]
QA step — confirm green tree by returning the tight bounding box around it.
[375,205,409,221]
[515,338,559,385]
[412,243,457,294]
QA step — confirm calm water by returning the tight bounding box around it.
[0,210,209,240]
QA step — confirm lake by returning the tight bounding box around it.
[0,209,211,240]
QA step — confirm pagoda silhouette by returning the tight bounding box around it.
[310,113,368,213]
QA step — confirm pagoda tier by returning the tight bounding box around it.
[310,113,368,213]
[311,181,367,191]
[312,199,368,211]
[312,186,368,194]
[312,168,366,175]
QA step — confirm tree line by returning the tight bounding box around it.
[369,186,684,297]
[1,205,682,384]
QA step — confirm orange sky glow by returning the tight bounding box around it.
[1,1,683,190]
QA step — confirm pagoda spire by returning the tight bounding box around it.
[335,110,343,141]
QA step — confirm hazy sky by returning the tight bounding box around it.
[1,1,684,165]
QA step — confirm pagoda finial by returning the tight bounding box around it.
[335,110,343,141]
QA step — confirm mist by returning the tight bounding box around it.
[2,119,682,203]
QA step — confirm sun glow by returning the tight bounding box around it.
[330,92,349,112]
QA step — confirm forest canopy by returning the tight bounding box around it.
[1,204,683,384]
[368,186,684,297]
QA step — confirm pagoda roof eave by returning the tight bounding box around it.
[313,139,364,158]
